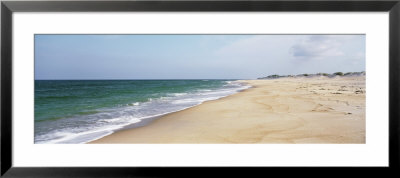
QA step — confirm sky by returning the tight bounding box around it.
[35,34,365,80]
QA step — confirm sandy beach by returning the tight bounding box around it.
[90,76,365,144]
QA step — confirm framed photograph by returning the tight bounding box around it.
[1,0,399,177]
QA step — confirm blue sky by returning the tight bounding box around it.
[35,34,365,79]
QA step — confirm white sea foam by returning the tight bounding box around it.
[169,93,188,96]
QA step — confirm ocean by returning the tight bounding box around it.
[34,80,250,144]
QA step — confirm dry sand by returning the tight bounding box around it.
[90,76,365,144]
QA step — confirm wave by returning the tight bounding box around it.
[34,80,251,144]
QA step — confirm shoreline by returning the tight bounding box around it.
[90,76,365,144]
[87,85,253,143]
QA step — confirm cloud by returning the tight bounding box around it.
[290,35,345,60]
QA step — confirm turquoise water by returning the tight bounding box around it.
[35,80,250,143]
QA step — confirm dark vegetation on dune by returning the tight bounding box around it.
[257,71,365,80]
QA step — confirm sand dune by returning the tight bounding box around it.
[90,76,365,144]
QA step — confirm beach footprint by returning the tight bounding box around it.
[311,104,334,112]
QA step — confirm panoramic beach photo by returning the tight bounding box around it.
[34,34,365,144]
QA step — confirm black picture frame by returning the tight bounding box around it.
[1,0,399,177]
